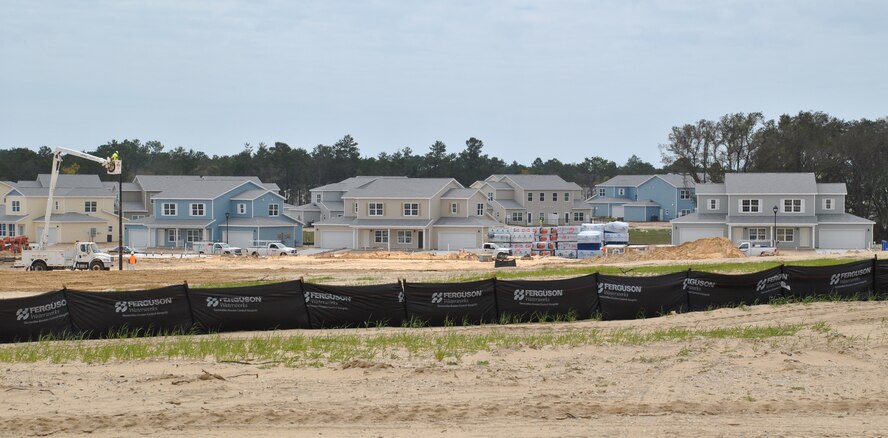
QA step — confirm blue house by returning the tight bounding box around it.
[587,174,697,222]
[123,175,302,249]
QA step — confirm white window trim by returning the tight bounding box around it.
[708,199,720,210]
[822,198,835,211]
[167,229,176,242]
[162,203,177,216]
[564,192,570,202]
[738,199,762,214]
[11,200,21,213]
[748,227,767,240]
[268,204,280,217]
[190,203,206,217]
[403,203,419,217]
[487,192,493,201]
[374,230,388,243]
[397,230,412,244]
[679,189,691,200]
[84,201,97,213]
[552,192,558,202]
[680,209,692,217]
[476,203,485,216]
[450,203,458,214]
[617,188,625,196]
[527,192,533,202]
[539,193,545,202]
[237,203,246,214]
[597,188,606,197]
[368,203,384,216]
[776,227,795,242]
[781,198,804,214]
[573,212,585,222]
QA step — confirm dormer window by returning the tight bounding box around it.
[238,203,246,214]
[708,199,719,210]
[617,188,625,196]
[268,204,279,216]
[823,198,834,210]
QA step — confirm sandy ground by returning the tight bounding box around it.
[2,248,888,436]
[1,300,888,436]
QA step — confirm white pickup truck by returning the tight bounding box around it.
[738,241,778,257]
[479,242,513,260]
[194,242,244,256]
[17,241,114,271]
[248,242,298,257]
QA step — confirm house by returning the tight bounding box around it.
[123,175,301,249]
[670,173,875,250]
[0,174,120,245]
[313,178,499,250]
[286,176,405,226]
[471,175,592,226]
[588,174,697,221]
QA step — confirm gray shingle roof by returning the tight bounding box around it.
[312,176,404,192]
[655,174,697,188]
[724,173,817,194]
[350,218,434,228]
[493,199,524,209]
[32,213,106,223]
[36,174,105,188]
[572,200,593,210]
[441,188,479,199]
[817,213,875,224]
[151,180,268,200]
[288,203,321,212]
[434,216,502,227]
[816,183,847,195]
[596,175,652,187]
[133,175,266,193]
[670,213,728,224]
[127,217,215,228]
[344,178,459,199]
[220,216,301,227]
[122,201,147,212]
[623,199,660,207]
[500,174,581,191]
[695,183,726,194]
[587,196,630,204]
[726,215,819,225]
[319,201,344,212]
[231,189,269,200]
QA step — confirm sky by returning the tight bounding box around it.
[1,0,886,167]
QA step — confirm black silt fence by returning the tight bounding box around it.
[187,281,309,333]
[783,259,875,300]
[685,267,787,311]
[302,282,405,328]
[402,279,497,326]
[66,285,192,338]
[0,290,72,343]
[597,272,687,320]
[496,274,598,322]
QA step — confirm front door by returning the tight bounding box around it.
[418,231,424,249]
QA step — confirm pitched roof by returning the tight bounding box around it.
[817,213,875,224]
[500,174,581,191]
[319,201,345,212]
[441,188,479,199]
[344,178,459,199]
[35,174,105,188]
[492,199,523,209]
[434,216,502,227]
[816,183,847,195]
[133,175,266,193]
[695,183,726,194]
[623,199,660,207]
[724,173,817,194]
[150,180,270,200]
[31,212,106,223]
[654,174,697,188]
[230,189,270,201]
[219,216,302,227]
[312,176,405,192]
[587,196,630,204]
[596,175,651,187]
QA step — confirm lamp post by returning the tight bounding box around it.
[225,212,230,244]
[772,205,778,248]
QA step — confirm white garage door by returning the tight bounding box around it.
[678,227,725,244]
[612,206,624,219]
[320,230,353,249]
[437,232,477,250]
[819,229,866,249]
[36,227,60,245]
[129,229,149,249]
[227,231,254,249]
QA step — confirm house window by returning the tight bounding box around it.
[162,203,177,216]
[9,225,15,236]
[315,194,321,203]
[680,189,691,200]
[268,204,279,216]
[565,212,570,223]
[487,192,493,201]
[131,215,145,220]
[186,229,202,242]
[708,199,719,210]
[108,226,113,233]
[783,199,803,213]
[451,203,458,214]
[748,228,767,240]
[369,203,384,216]
[617,188,625,196]
[167,229,176,242]
[510,212,523,222]
[403,203,419,216]
[680,209,692,217]
[54,201,59,210]
[740,199,761,213]
[397,231,412,244]
[539,193,545,202]
[598,188,606,197]
[11,200,20,212]
[84,201,97,213]
[374,230,388,243]
[190,203,205,216]
[564,193,570,202]
[354,202,358,213]
[476,203,484,216]
[573,212,585,222]
[0,224,5,236]
[823,198,834,210]
[237,203,246,214]
[776,228,794,242]
[527,192,533,202]
[552,193,558,202]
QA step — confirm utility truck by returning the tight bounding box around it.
[738,241,778,257]
[248,241,297,257]
[17,147,122,271]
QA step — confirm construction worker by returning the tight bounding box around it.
[111,151,119,161]
[128,252,137,270]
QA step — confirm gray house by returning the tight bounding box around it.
[671,173,874,250]
[287,176,405,226]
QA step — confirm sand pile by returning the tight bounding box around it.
[598,237,745,263]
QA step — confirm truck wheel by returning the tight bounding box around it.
[251,252,259,258]
[89,261,103,271]
[496,252,508,261]
[31,261,48,271]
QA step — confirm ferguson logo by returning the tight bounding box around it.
[431,290,483,303]
[683,278,716,290]
[206,296,262,307]
[304,291,352,303]
[16,308,30,321]
[115,301,128,313]
[597,283,642,294]
[756,273,789,292]
[14,300,66,321]
[829,268,872,286]
[116,298,173,313]
[431,293,444,304]
[207,297,220,307]
[513,289,563,301]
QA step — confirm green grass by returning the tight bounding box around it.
[629,228,672,245]
[0,323,806,366]
[190,280,281,289]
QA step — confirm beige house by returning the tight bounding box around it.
[313,178,499,250]
[0,174,121,245]
[471,174,592,226]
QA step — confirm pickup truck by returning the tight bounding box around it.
[195,242,243,256]
[479,242,513,260]
[248,242,298,257]
[738,241,777,257]
[17,241,113,271]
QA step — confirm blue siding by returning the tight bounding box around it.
[635,177,696,222]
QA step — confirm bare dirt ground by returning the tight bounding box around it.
[2,245,887,436]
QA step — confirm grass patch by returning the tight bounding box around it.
[629,228,672,245]
[190,280,281,289]
[0,323,806,366]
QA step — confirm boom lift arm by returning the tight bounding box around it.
[39,147,121,249]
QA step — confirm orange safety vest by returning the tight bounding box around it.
[129,254,137,264]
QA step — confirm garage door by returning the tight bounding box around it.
[678,227,725,244]
[319,230,353,249]
[437,232,477,250]
[819,229,866,249]
[612,206,624,219]
[227,231,254,249]
[129,229,149,249]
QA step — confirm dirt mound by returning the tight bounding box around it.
[329,250,479,261]
[599,237,744,263]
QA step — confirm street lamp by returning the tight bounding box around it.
[225,212,230,244]
[772,205,778,248]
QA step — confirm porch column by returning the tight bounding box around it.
[387,227,391,252]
